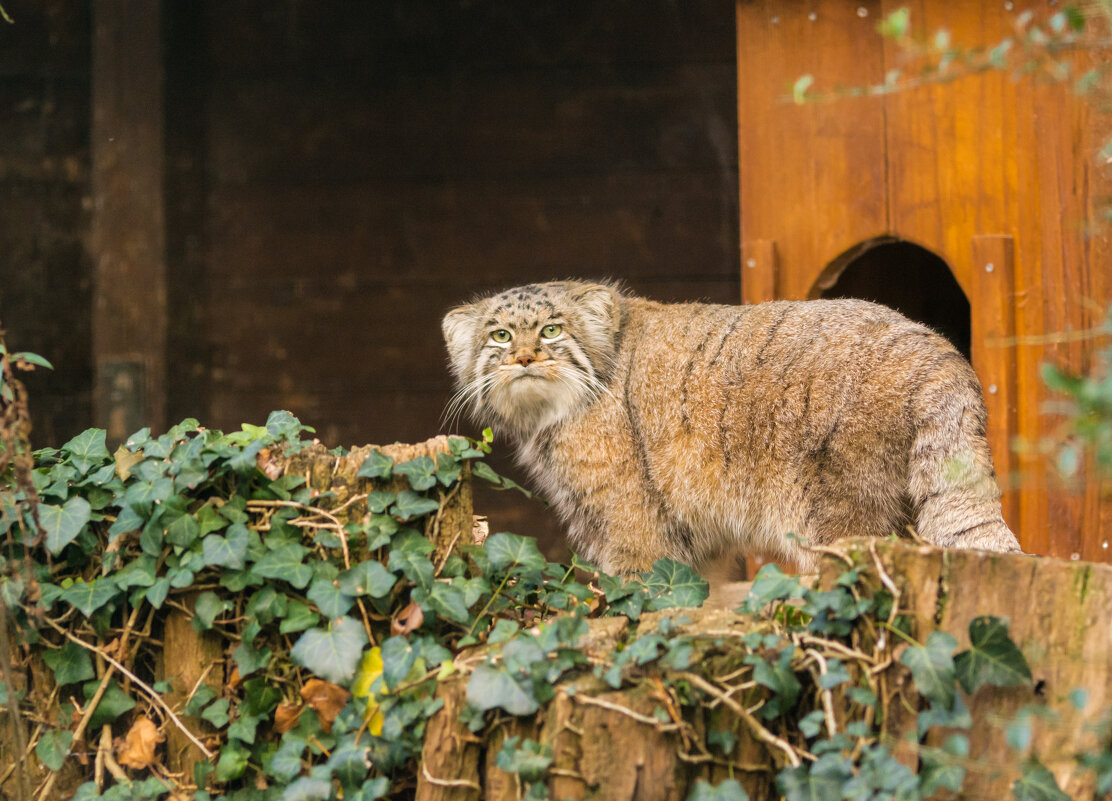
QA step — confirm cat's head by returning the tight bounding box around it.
[441,281,623,437]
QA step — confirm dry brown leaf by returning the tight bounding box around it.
[300,679,351,734]
[228,666,242,689]
[273,703,303,734]
[256,448,283,481]
[116,715,163,770]
[113,445,144,482]
[391,601,424,636]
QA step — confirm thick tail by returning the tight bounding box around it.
[906,364,1022,553]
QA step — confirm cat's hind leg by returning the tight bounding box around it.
[906,364,1021,553]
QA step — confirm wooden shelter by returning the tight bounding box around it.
[735,0,1111,562]
[1,1,1108,565]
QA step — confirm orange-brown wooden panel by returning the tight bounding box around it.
[740,239,778,304]
[969,235,1020,538]
[880,0,1017,293]
[736,0,888,300]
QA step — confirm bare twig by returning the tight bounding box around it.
[41,618,214,760]
[421,762,481,790]
[677,672,802,768]
[567,693,682,731]
[805,649,839,737]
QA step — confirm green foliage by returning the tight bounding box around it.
[1042,313,1112,478]
[687,778,749,801]
[954,615,1032,694]
[0,407,1096,801]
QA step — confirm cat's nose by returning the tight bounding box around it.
[515,353,535,366]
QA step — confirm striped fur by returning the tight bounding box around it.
[442,281,1021,574]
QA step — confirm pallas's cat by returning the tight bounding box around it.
[442,281,1021,574]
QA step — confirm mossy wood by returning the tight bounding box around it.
[6,431,1110,801]
[418,543,1111,801]
[157,436,474,777]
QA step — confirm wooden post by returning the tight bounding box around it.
[91,0,167,443]
[740,239,779,305]
[159,596,224,782]
[969,235,1020,539]
[740,239,784,579]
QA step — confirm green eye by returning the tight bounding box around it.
[540,324,563,339]
[490,329,512,344]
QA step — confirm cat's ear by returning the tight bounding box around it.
[572,284,621,338]
[442,305,480,379]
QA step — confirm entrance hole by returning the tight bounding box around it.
[815,239,971,359]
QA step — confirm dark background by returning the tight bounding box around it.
[0,1,740,556]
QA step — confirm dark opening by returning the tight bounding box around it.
[817,240,971,359]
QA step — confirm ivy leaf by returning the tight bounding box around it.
[254,544,314,589]
[356,449,393,480]
[202,523,249,570]
[1012,757,1071,801]
[412,581,471,624]
[62,578,118,618]
[35,729,73,771]
[234,634,273,678]
[686,778,750,801]
[196,503,228,535]
[920,734,968,796]
[41,497,91,555]
[243,676,282,717]
[380,635,419,690]
[83,678,136,728]
[43,640,95,686]
[953,615,1032,695]
[748,649,801,718]
[435,452,462,487]
[113,554,158,589]
[466,664,539,715]
[394,455,437,491]
[485,531,546,573]
[643,559,709,609]
[365,491,396,514]
[227,439,267,476]
[328,738,371,790]
[391,489,439,521]
[201,698,231,728]
[124,477,174,513]
[307,578,355,619]
[282,777,333,801]
[215,738,249,782]
[496,737,553,784]
[899,630,958,710]
[280,600,320,634]
[338,560,396,598]
[62,429,110,474]
[744,563,805,611]
[145,577,170,609]
[290,616,368,684]
[387,530,435,590]
[165,512,200,548]
[266,409,310,441]
[193,591,231,631]
[917,693,971,738]
[777,754,853,801]
[267,736,306,781]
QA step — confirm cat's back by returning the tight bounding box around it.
[617,295,960,391]
[612,296,979,492]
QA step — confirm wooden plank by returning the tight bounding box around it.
[206,174,738,284]
[90,0,166,442]
[740,239,778,304]
[204,65,737,185]
[736,0,888,301]
[969,235,1020,540]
